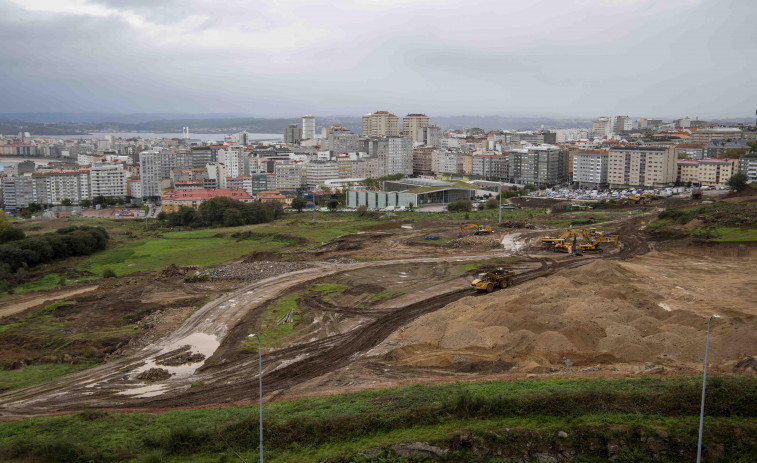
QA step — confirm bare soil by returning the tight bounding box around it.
[1,203,755,417]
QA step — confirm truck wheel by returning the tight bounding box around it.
[486,284,494,293]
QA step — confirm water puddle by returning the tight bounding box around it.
[133,332,221,378]
[117,383,168,398]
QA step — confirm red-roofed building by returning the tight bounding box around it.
[161,188,253,213]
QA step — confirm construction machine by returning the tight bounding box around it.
[541,229,576,247]
[470,269,514,292]
[579,234,620,252]
[627,195,648,204]
[460,224,493,235]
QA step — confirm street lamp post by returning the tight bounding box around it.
[248,334,263,463]
[498,183,502,224]
[696,314,720,463]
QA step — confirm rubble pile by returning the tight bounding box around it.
[136,368,172,381]
[448,234,502,249]
[202,261,312,281]
[155,345,206,366]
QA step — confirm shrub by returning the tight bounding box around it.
[356,205,368,216]
[102,268,117,278]
[448,199,473,212]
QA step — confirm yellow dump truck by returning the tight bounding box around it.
[470,270,514,292]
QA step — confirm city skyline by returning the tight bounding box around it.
[1,0,755,118]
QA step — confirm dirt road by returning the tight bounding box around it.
[0,285,99,319]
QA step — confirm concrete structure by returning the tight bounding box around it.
[284,124,302,144]
[431,150,462,175]
[301,115,315,140]
[32,169,91,205]
[412,146,434,176]
[362,111,400,137]
[366,136,413,176]
[217,149,247,178]
[402,114,430,143]
[90,163,127,198]
[674,143,706,160]
[676,158,736,186]
[573,150,609,188]
[608,146,677,188]
[420,125,443,147]
[161,188,254,213]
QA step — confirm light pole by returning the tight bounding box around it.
[248,334,263,463]
[696,314,720,463]
[498,183,502,224]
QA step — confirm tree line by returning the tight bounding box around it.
[0,225,109,273]
[157,197,284,228]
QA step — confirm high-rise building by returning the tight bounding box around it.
[284,124,302,144]
[508,145,564,185]
[402,114,430,143]
[139,150,192,198]
[302,115,315,140]
[572,150,609,188]
[362,111,400,137]
[328,133,361,154]
[366,136,413,176]
[420,125,443,147]
[90,163,128,199]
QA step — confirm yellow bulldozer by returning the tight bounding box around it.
[470,269,514,292]
[460,224,493,235]
[579,234,620,252]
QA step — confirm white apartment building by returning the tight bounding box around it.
[677,159,737,186]
[32,169,91,205]
[572,150,609,188]
[739,153,757,183]
[90,163,127,198]
[302,115,315,140]
[401,114,430,143]
[305,161,339,188]
[350,156,381,179]
[362,111,400,137]
[471,154,508,179]
[608,147,677,188]
[206,162,228,189]
[1,176,35,211]
[217,149,247,178]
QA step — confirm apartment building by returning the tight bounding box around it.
[471,154,508,179]
[327,133,361,154]
[739,152,757,183]
[366,136,413,176]
[217,149,248,178]
[572,150,609,188]
[302,115,315,140]
[1,176,35,211]
[139,150,192,198]
[32,169,91,205]
[431,150,462,175]
[90,163,127,198]
[677,159,736,186]
[362,111,400,137]
[607,146,676,188]
[283,125,302,144]
[509,145,564,186]
[274,163,305,191]
[419,125,443,147]
[690,128,743,143]
[401,114,430,143]
[306,161,339,188]
[412,146,434,176]
[161,189,254,213]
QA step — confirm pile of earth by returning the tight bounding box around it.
[382,250,757,373]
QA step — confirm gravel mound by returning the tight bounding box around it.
[200,261,312,281]
[137,368,172,381]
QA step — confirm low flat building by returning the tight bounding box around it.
[347,178,476,209]
[161,188,253,213]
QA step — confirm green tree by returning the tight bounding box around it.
[727,172,749,192]
[80,199,92,208]
[222,208,244,227]
[327,199,339,211]
[524,183,536,191]
[448,199,473,212]
[0,211,11,233]
[722,148,747,159]
[485,197,499,209]
[291,196,307,212]
[61,198,72,206]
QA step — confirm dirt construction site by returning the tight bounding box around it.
[1,200,756,418]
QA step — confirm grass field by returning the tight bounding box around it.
[0,376,754,462]
[0,361,98,393]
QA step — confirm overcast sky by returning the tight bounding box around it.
[1,0,755,119]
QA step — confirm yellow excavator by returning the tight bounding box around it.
[460,224,493,235]
[541,229,576,247]
[579,234,620,252]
